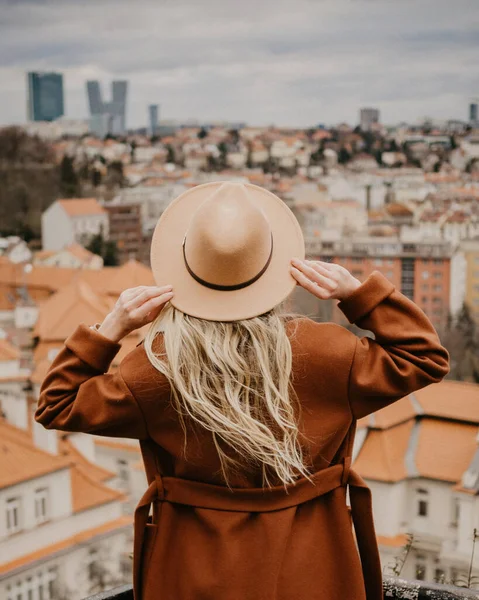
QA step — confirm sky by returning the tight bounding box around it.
[1,0,478,129]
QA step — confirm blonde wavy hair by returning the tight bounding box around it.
[143,303,315,490]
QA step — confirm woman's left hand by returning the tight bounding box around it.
[97,285,174,343]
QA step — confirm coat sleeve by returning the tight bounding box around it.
[35,323,149,439]
[337,270,450,420]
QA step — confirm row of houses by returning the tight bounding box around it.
[0,254,478,595]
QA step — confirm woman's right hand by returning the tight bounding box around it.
[290,258,362,302]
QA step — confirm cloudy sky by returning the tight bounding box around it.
[1,0,478,128]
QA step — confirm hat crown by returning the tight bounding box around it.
[184,183,272,288]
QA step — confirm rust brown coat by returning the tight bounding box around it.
[35,271,450,600]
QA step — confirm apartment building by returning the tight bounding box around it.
[103,202,143,265]
[306,236,452,332]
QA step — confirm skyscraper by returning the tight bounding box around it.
[148,104,159,137]
[27,72,64,122]
[359,107,380,131]
[470,102,478,124]
[86,80,128,136]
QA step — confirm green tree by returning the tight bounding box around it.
[91,169,102,187]
[197,128,208,139]
[85,232,119,266]
[217,142,228,169]
[103,240,119,266]
[166,145,176,164]
[338,147,351,165]
[59,155,79,197]
[130,140,137,163]
[443,303,479,382]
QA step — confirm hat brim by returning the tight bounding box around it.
[150,181,305,321]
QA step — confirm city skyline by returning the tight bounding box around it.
[0,0,478,128]
[27,71,64,122]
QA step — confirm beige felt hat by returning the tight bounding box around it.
[150,181,305,321]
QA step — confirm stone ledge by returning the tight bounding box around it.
[84,576,479,599]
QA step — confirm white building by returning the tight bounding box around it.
[352,380,479,586]
[0,237,32,264]
[42,199,109,251]
[33,244,104,270]
[0,339,132,600]
[114,182,187,234]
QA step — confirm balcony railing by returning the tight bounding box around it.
[84,576,479,599]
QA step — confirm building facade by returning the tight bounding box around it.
[306,236,452,332]
[462,238,479,322]
[86,80,128,137]
[41,199,109,252]
[27,72,64,122]
[148,104,159,137]
[104,203,143,265]
[360,107,380,131]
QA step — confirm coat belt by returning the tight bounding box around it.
[133,457,382,600]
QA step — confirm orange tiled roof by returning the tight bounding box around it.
[0,515,132,576]
[59,437,115,483]
[377,533,409,548]
[64,243,98,262]
[0,419,70,488]
[94,438,141,453]
[0,337,20,361]
[415,381,479,424]
[33,279,113,341]
[354,380,479,485]
[357,396,416,430]
[415,419,478,482]
[353,420,414,482]
[58,198,106,217]
[70,464,125,513]
[31,355,53,384]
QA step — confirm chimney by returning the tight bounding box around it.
[32,419,58,455]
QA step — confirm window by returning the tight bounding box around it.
[434,568,446,584]
[415,562,426,580]
[374,258,383,266]
[387,259,394,266]
[352,257,363,264]
[451,498,460,527]
[422,271,430,279]
[433,284,442,291]
[6,497,21,534]
[433,258,443,265]
[34,488,49,524]
[433,271,442,279]
[418,499,428,516]
[118,459,129,490]
[421,284,428,291]
[432,297,442,304]
[417,488,428,517]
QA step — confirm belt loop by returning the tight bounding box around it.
[341,456,351,486]
[156,474,165,500]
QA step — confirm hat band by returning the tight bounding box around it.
[182,233,274,292]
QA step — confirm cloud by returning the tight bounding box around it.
[0,0,478,127]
